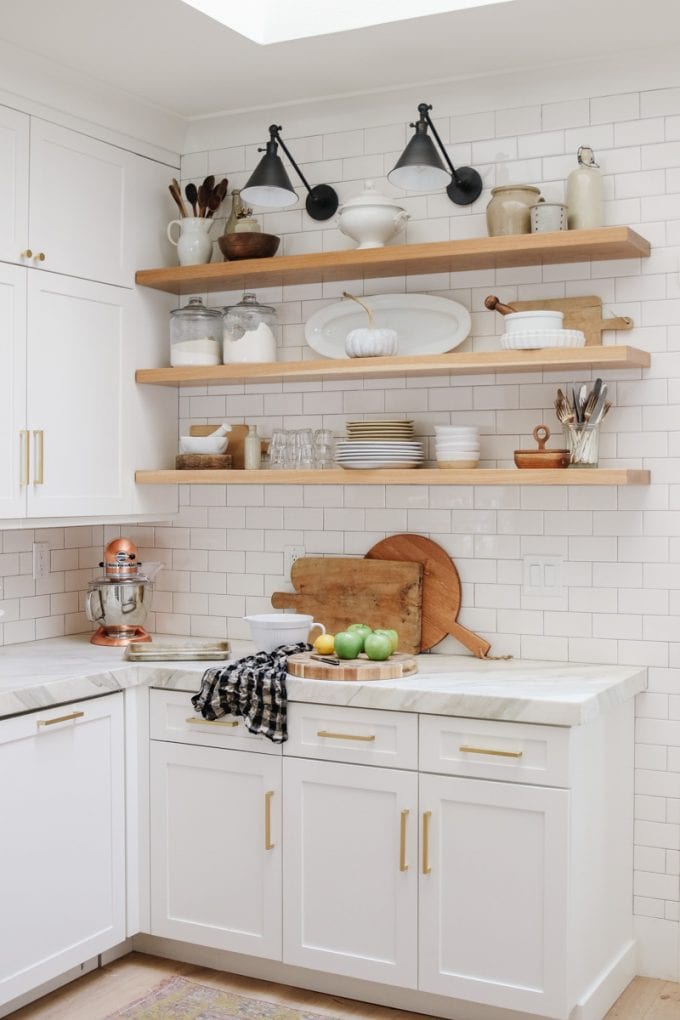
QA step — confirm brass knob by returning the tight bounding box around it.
[34,252,46,262]
[20,249,32,258]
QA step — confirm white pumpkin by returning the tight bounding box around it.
[345,327,398,358]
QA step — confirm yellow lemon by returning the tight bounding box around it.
[313,633,335,655]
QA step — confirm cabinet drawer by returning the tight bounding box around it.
[150,689,281,755]
[285,704,417,769]
[419,715,571,787]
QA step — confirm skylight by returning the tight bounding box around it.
[179,0,513,45]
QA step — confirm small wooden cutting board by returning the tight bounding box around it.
[271,557,423,655]
[287,651,418,681]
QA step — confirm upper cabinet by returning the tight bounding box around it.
[0,106,29,266]
[0,113,175,289]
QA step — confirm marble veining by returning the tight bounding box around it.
[0,634,647,727]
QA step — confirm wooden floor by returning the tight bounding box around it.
[10,952,680,1019]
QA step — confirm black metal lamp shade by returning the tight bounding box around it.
[388,103,483,206]
[242,125,339,220]
[241,139,298,209]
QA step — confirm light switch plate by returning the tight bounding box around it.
[32,542,50,580]
[522,555,564,598]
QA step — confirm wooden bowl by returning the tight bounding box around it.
[218,232,280,261]
[514,424,570,469]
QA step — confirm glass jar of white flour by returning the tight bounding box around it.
[169,298,222,367]
[222,292,277,363]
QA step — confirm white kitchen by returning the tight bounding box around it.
[0,2,679,1018]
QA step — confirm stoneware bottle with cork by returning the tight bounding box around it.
[566,146,603,229]
[244,425,261,470]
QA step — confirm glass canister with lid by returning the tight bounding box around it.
[222,292,277,363]
[169,298,222,367]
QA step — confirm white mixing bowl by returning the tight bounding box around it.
[245,613,325,653]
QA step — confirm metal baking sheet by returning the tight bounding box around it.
[124,640,230,662]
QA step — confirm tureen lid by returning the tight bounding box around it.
[339,180,405,210]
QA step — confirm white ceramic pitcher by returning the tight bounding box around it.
[167,217,213,266]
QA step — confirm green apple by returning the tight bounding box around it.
[373,628,399,653]
[364,632,392,661]
[334,630,364,660]
[347,623,373,650]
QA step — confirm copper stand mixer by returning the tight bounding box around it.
[85,538,154,646]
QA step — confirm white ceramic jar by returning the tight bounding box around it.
[566,147,604,230]
[336,181,410,249]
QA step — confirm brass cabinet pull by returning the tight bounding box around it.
[264,790,275,850]
[20,249,32,258]
[34,252,46,262]
[316,730,376,742]
[185,717,238,728]
[33,430,44,485]
[37,710,84,728]
[399,809,409,872]
[422,811,432,875]
[19,430,29,486]
[459,745,523,759]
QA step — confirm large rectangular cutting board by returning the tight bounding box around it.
[271,557,423,655]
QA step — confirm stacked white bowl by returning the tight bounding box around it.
[434,425,480,468]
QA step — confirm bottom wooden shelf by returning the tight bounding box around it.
[135,468,650,486]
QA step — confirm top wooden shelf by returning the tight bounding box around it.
[136,227,650,295]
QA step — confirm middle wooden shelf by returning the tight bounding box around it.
[136,345,650,388]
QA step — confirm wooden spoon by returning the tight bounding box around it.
[185,182,198,216]
[197,184,207,217]
[484,295,518,315]
[168,182,186,218]
[171,179,188,217]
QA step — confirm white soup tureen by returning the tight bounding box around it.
[336,180,410,249]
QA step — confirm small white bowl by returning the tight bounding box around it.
[436,442,481,452]
[438,458,479,469]
[503,310,564,334]
[434,425,479,433]
[437,449,481,460]
[245,613,325,654]
[179,435,229,455]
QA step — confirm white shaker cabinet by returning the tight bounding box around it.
[418,773,569,1018]
[283,757,419,988]
[0,693,125,1009]
[25,272,131,517]
[150,741,282,960]
[0,262,27,517]
[0,106,29,266]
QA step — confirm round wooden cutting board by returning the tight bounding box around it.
[286,651,418,681]
[366,534,491,657]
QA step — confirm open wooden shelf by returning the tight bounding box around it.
[135,227,650,295]
[136,345,650,388]
[136,468,650,486]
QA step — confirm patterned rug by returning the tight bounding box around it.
[105,975,343,1019]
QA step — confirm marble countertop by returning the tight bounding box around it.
[0,634,646,727]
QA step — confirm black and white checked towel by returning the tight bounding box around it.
[191,642,310,743]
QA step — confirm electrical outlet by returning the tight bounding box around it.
[284,545,305,575]
[32,542,50,580]
[522,555,564,598]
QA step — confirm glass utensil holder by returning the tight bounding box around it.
[563,422,600,467]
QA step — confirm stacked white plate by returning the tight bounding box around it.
[336,439,424,470]
[345,419,415,441]
[500,329,586,350]
[434,425,480,468]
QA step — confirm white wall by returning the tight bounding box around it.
[156,64,680,979]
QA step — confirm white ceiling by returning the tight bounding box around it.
[0,0,679,120]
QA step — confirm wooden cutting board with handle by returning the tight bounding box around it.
[287,651,418,681]
[271,557,423,655]
[511,295,633,347]
[366,535,492,658]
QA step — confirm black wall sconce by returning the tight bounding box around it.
[241,124,339,221]
[388,102,483,206]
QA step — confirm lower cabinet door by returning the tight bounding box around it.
[150,741,282,959]
[283,757,418,987]
[419,772,569,1018]
[0,694,126,1008]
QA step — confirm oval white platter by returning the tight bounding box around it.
[305,294,472,359]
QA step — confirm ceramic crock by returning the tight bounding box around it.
[486,185,541,237]
[336,180,410,249]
